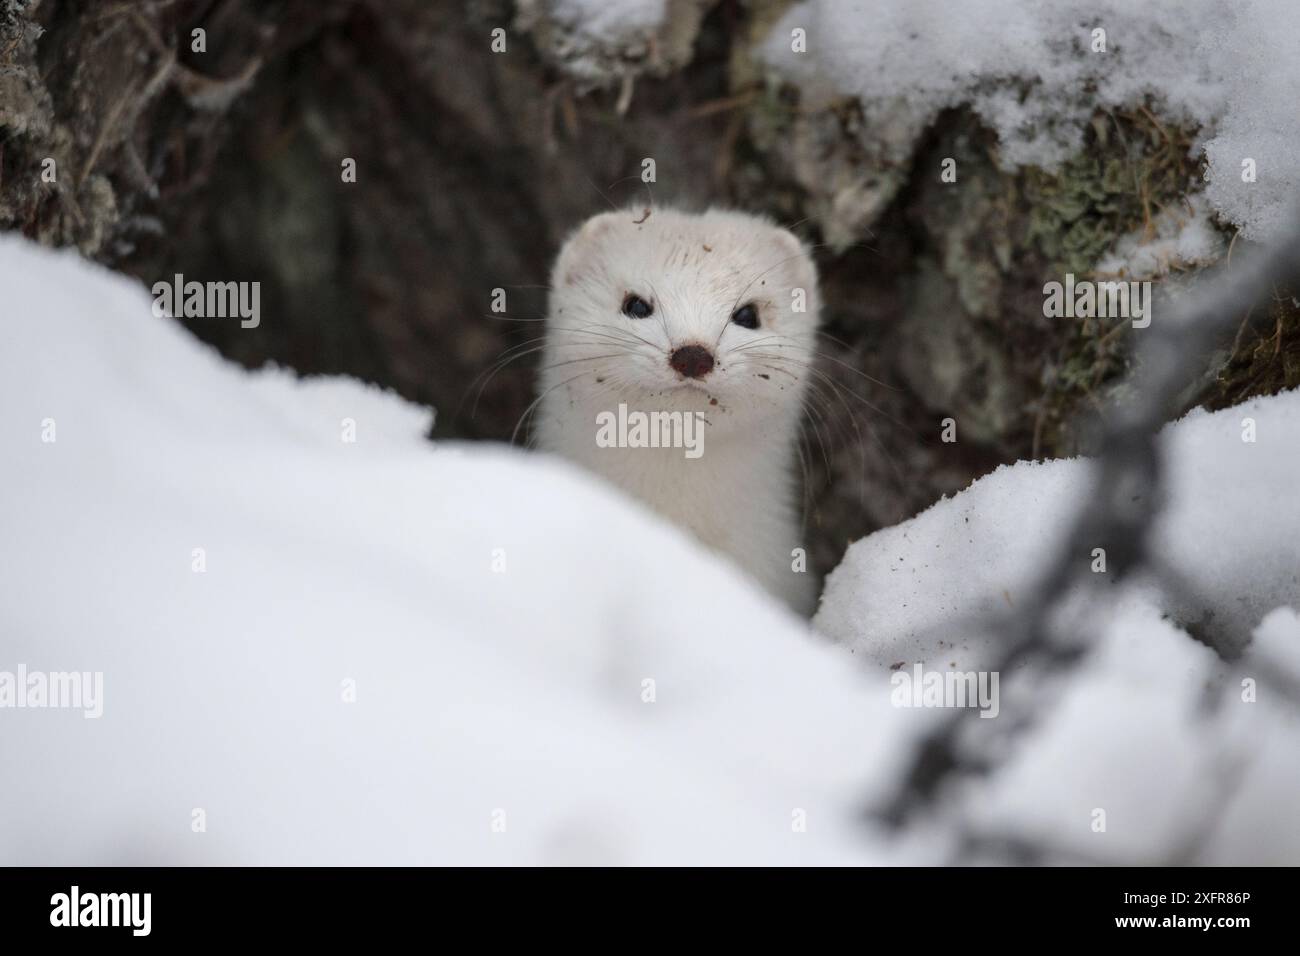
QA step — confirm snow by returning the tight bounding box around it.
[964,599,1227,863]
[547,0,665,36]
[1251,606,1300,689]
[963,599,1300,864]
[1094,195,1224,280]
[760,0,1300,241]
[0,235,889,865]
[2,234,1297,864]
[816,388,1300,664]
[516,0,671,84]
[815,385,1300,862]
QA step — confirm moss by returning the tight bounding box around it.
[935,105,1293,457]
[1029,105,1298,452]
[1205,291,1300,410]
[1023,109,1208,456]
[1023,110,1202,275]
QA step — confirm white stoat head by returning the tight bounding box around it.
[541,207,821,431]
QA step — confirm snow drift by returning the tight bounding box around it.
[0,237,887,865]
[1,235,1297,864]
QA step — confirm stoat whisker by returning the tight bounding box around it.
[796,387,835,478]
[643,278,674,346]
[485,324,644,377]
[525,368,645,449]
[737,351,910,430]
[552,323,664,353]
[760,359,863,449]
[790,428,813,535]
[729,338,898,392]
[602,173,655,208]
[738,355,837,488]
[736,351,895,510]
[812,328,861,351]
[791,387,843,531]
[487,314,659,341]
[477,329,618,386]
[728,356,843,451]
[537,353,633,374]
[470,336,623,418]
[775,215,814,233]
[548,329,655,354]
[813,373,870,512]
[793,358,908,510]
[464,337,553,418]
[513,369,594,446]
[802,372,872,513]
[481,313,548,323]
[726,332,787,349]
[733,359,798,382]
[581,370,641,413]
[579,169,621,212]
[488,332,552,356]
[519,363,649,449]
[782,395,818,533]
[475,334,561,383]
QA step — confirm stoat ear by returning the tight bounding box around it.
[769,224,817,286]
[770,224,809,260]
[578,210,623,240]
[553,211,622,288]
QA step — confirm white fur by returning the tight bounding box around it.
[534,207,821,612]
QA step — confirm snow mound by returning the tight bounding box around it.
[0,236,889,865]
[3,235,1297,864]
[815,385,1300,863]
[760,0,1300,241]
[816,388,1300,664]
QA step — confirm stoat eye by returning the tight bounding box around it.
[622,294,654,319]
[731,303,759,329]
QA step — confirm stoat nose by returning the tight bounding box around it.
[669,344,715,379]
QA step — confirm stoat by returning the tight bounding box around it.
[534,207,821,613]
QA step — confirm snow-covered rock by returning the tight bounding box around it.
[815,387,1300,665]
[516,0,711,88]
[760,0,1300,241]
